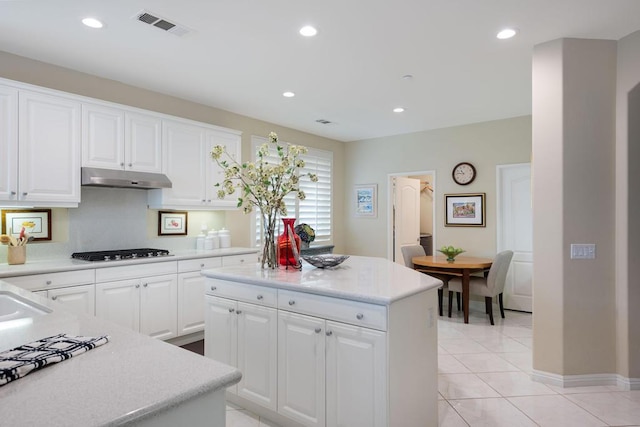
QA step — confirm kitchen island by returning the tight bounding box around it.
[0,280,241,426]
[202,255,442,427]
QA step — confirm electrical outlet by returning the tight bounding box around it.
[570,244,596,259]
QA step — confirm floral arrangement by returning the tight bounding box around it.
[437,245,465,262]
[210,132,317,269]
[295,223,315,244]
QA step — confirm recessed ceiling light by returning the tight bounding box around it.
[496,28,517,39]
[82,17,104,29]
[393,107,405,113]
[283,91,295,98]
[299,25,318,37]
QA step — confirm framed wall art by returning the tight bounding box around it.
[355,184,377,217]
[1,209,52,241]
[158,211,188,236]
[445,193,486,227]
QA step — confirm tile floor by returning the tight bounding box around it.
[200,307,640,426]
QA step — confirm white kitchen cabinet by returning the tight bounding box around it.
[177,257,222,335]
[96,278,141,332]
[148,119,241,210]
[124,111,162,172]
[46,284,96,316]
[0,85,18,202]
[205,292,278,411]
[222,253,259,266]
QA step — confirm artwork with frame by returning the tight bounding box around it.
[445,193,486,227]
[1,209,52,241]
[158,211,188,235]
[355,184,377,217]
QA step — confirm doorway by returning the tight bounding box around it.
[387,171,437,263]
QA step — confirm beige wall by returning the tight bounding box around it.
[344,116,531,259]
[0,50,346,251]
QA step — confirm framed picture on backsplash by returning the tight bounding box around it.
[1,209,52,241]
[158,211,188,236]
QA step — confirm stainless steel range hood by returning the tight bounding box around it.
[81,167,172,190]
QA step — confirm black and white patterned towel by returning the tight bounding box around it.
[0,333,110,386]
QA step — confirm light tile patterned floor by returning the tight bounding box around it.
[224,307,640,426]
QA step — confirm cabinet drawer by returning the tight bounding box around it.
[278,290,387,331]
[96,261,177,283]
[3,269,95,291]
[178,257,222,273]
[205,278,277,308]
[222,253,258,266]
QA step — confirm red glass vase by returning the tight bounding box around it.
[277,218,301,268]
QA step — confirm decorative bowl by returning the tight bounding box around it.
[302,254,350,268]
[437,246,465,262]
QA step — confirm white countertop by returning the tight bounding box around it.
[0,281,241,426]
[0,247,258,278]
[202,255,442,305]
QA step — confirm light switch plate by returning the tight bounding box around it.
[570,244,596,259]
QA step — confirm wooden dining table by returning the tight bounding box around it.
[412,255,493,324]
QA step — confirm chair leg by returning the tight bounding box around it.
[499,293,505,318]
[456,292,461,311]
[438,288,444,316]
[448,291,453,317]
[485,296,494,325]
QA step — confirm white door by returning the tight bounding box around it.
[0,85,18,202]
[125,112,162,172]
[278,311,325,427]
[393,176,421,264]
[96,279,141,332]
[325,321,387,427]
[177,272,206,335]
[204,295,238,392]
[237,302,278,411]
[48,284,95,316]
[140,274,177,340]
[82,103,125,169]
[497,163,533,312]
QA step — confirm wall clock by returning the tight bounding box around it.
[452,162,476,185]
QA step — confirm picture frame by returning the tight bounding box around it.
[445,193,486,227]
[1,209,52,241]
[158,211,188,236]
[355,184,378,218]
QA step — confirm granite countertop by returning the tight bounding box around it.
[0,247,258,278]
[0,281,241,426]
[202,255,443,305]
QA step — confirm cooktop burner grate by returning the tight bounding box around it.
[71,248,171,262]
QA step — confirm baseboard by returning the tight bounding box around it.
[166,331,204,347]
[532,369,640,390]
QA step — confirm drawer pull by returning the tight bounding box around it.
[288,300,295,306]
[211,286,217,291]
[315,327,321,333]
[135,284,140,288]
[51,296,57,301]
[240,259,245,263]
[257,295,263,300]
[356,313,364,320]
[236,310,242,315]
[326,330,333,336]
[46,280,52,285]
[228,308,235,313]
[200,263,205,268]
[143,283,148,287]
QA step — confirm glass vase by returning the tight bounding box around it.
[261,213,278,269]
[277,218,301,269]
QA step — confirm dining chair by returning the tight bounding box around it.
[447,250,514,325]
[400,245,460,316]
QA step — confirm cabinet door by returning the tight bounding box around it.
[237,302,278,411]
[48,284,96,317]
[325,321,387,427]
[96,279,140,332]
[18,90,81,204]
[177,271,206,335]
[140,274,177,340]
[0,85,18,202]
[82,103,125,169]
[204,295,238,370]
[277,311,326,427]
[125,112,162,172]
[206,129,241,207]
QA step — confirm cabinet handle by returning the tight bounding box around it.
[288,300,295,306]
[202,199,206,202]
[240,259,245,263]
[236,310,242,315]
[207,199,212,203]
[356,313,364,320]
[128,163,132,167]
[10,191,16,196]
[22,192,28,196]
[200,263,205,268]
[228,308,235,313]
[46,280,52,285]
[143,283,148,287]
[120,162,125,167]
[315,327,321,333]
[326,330,333,336]
[257,295,263,300]
[211,286,217,291]
[135,284,140,288]
[51,296,57,301]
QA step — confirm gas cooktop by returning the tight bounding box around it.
[71,248,171,262]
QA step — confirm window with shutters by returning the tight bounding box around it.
[250,135,333,247]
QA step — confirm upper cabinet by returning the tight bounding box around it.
[148,118,241,210]
[82,103,162,173]
[0,88,81,207]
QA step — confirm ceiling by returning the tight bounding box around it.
[2,1,640,142]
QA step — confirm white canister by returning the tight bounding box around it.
[207,230,220,249]
[219,228,231,248]
[196,232,206,250]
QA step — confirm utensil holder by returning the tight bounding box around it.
[8,246,26,265]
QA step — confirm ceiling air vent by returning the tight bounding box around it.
[316,119,332,125]
[133,10,191,37]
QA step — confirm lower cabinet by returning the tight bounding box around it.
[96,274,177,340]
[177,257,223,335]
[48,284,96,316]
[205,295,278,411]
